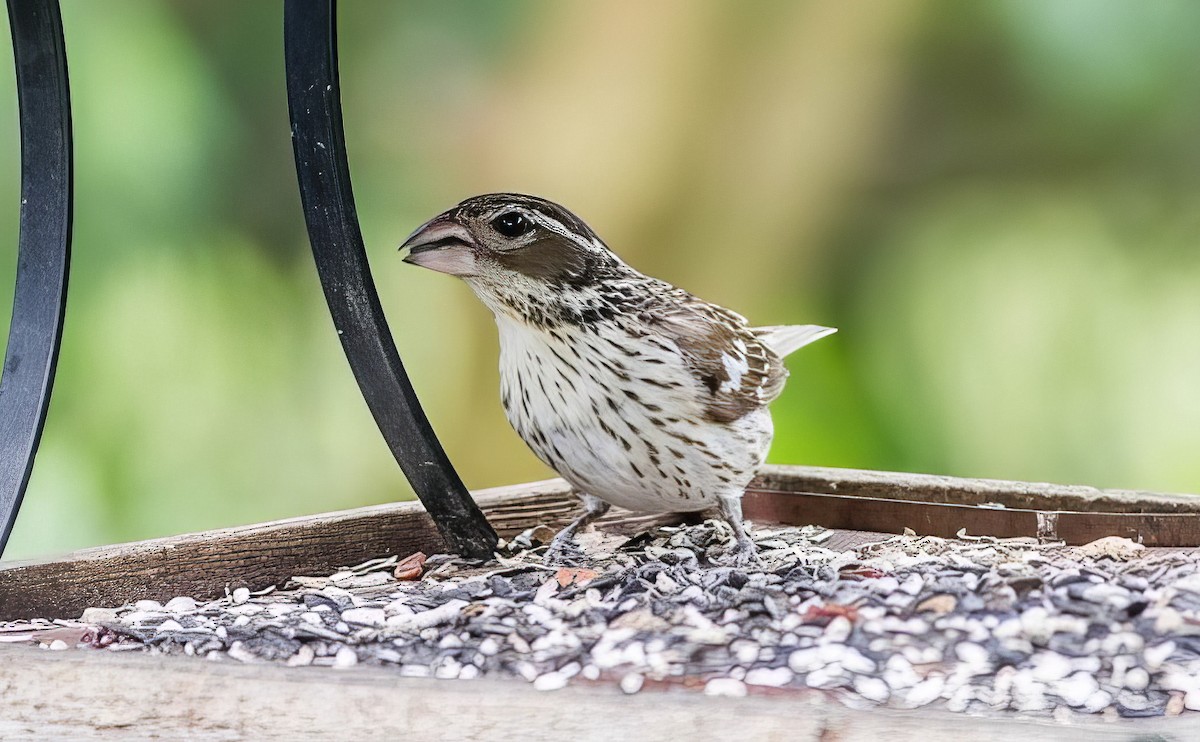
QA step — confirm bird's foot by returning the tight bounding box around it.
[715,495,762,567]
[727,534,763,568]
[542,494,609,566]
[542,531,587,566]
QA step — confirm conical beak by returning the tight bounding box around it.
[399,217,479,277]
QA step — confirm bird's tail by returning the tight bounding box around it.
[754,324,837,357]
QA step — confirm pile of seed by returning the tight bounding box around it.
[4,521,1200,718]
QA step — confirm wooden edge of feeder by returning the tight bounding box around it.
[1,464,1197,620]
[0,643,1193,741]
[752,465,1200,513]
[745,466,1200,549]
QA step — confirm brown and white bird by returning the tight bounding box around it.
[401,194,835,562]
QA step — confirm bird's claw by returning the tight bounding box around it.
[542,535,587,566]
[728,537,763,568]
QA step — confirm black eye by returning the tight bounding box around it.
[491,211,532,238]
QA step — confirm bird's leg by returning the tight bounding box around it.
[717,495,760,566]
[544,493,610,564]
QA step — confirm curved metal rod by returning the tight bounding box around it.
[0,0,72,557]
[283,0,496,558]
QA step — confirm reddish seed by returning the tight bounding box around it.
[802,603,859,623]
[393,551,428,581]
[555,567,599,587]
[840,567,886,580]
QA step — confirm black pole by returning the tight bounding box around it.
[283,0,496,558]
[0,0,72,557]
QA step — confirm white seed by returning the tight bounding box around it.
[840,647,877,675]
[1082,690,1112,714]
[163,596,197,613]
[1144,641,1176,670]
[730,639,759,664]
[824,616,852,642]
[333,646,358,668]
[286,645,315,667]
[226,642,258,664]
[434,659,461,679]
[954,642,988,666]
[804,665,844,689]
[80,607,118,624]
[744,667,793,687]
[903,676,945,708]
[704,678,747,697]
[1052,672,1099,707]
[620,673,644,694]
[1124,667,1150,691]
[533,671,569,691]
[1031,652,1072,682]
[853,675,890,704]
[788,647,820,673]
[341,608,386,627]
[1154,607,1183,634]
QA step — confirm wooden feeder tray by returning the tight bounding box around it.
[2,465,1199,740]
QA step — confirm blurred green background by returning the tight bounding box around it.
[2,1,1199,560]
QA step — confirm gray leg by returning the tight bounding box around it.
[717,495,759,565]
[544,493,610,564]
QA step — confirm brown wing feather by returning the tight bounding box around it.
[639,289,787,424]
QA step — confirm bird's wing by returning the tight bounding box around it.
[642,295,787,424]
[753,325,837,357]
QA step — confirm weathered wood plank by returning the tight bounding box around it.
[744,466,1200,548]
[745,490,1200,547]
[753,465,1200,512]
[0,644,1191,741]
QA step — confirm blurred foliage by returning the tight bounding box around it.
[2,0,1199,560]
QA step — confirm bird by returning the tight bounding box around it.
[400,194,835,563]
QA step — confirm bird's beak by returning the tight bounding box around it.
[399,216,479,277]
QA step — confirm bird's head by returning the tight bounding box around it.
[400,194,625,301]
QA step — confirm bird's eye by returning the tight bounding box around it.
[491,211,533,238]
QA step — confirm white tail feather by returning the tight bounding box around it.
[754,324,837,357]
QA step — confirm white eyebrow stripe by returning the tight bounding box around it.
[526,210,588,246]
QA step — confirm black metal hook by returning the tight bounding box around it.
[283,0,497,559]
[0,0,72,557]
